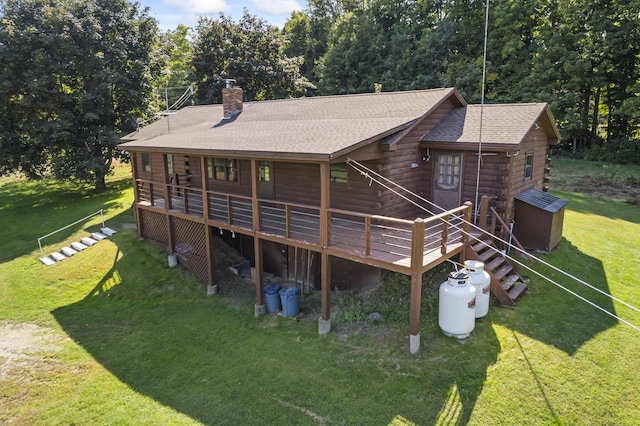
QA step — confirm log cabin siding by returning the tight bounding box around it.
[206,159,252,197]
[136,152,166,186]
[460,152,510,212]
[504,127,550,221]
[331,160,382,213]
[184,155,202,189]
[273,162,321,206]
[378,100,459,219]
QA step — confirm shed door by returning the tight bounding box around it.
[432,152,462,212]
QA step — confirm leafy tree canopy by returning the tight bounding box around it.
[190,10,314,104]
[285,0,640,154]
[0,0,163,190]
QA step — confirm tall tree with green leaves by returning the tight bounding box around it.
[191,11,313,104]
[158,24,195,88]
[0,0,162,191]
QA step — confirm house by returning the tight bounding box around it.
[118,87,561,353]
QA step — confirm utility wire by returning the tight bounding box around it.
[346,158,640,330]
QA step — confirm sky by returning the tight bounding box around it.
[137,0,305,31]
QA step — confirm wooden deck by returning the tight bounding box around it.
[137,179,472,274]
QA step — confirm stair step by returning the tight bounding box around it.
[81,237,98,246]
[493,264,514,281]
[472,239,493,252]
[101,227,117,236]
[61,247,78,257]
[39,256,56,266]
[478,248,499,262]
[50,252,67,262]
[486,255,505,271]
[501,274,521,290]
[508,283,529,301]
[71,241,89,251]
[91,232,107,241]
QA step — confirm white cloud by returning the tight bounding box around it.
[248,0,303,16]
[163,0,231,15]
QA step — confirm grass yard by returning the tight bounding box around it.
[0,158,639,425]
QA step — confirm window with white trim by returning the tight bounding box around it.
[525,153,533,180]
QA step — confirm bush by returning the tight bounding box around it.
[583,138,640,165]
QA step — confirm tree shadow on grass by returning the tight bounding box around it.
[0,176,133,263]
[51,227,500,425]
[551,190,640,224]
[494,237,617,356]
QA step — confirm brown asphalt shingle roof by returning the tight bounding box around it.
[420,103,556,148]
[119,88,463,160]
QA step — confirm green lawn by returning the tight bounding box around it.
[0,159,639,425]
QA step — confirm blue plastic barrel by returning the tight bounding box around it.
[264,284,281,313]
[279,286,300,317]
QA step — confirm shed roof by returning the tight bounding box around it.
[420,103,560,151]
[514,188,568,213]
[119,88,464,161]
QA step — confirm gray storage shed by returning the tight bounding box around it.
[513,189,569,252]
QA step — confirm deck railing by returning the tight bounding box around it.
[328,204,471,262]
[135,179,472,268]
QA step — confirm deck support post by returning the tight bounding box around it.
[318,162,331,334]
[320,252,331,334]
[131,154,145,240]
[409,218,425,354]
[253,236,265,316]
[167,215,175,257]
[251,160,265,316]
[204,225,215,288]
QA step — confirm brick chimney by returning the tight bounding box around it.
[222,79,243,118]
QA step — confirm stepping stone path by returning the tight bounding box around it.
[39,227,117,266]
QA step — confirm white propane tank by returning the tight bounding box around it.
[463,260,491,319]
[439,272,476,339]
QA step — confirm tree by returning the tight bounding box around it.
[0,0,162,191]
[158,24,194,88]
[191,11,313,104]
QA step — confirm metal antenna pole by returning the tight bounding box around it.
[474,0,490,223]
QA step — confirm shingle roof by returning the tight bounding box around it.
[119,88,463,160]
[515,188,568,213]
[420,103,554,148]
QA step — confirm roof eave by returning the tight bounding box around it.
[118,144,331,163]
[419,140,520,152]
[385,88,467,151]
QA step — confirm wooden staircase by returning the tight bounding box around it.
[466,237,529,307]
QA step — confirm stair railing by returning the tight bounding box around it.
[37,209,105,258]
[488,206,533,271]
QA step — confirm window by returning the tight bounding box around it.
[525,153,533,179]
[436,154,461,190]
[259,161,271,182]
[207,158,238,182]
[330,163,348,185]
[141,153,151,172]
[166,154,173,175]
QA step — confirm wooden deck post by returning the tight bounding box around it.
[319,252,331,335]
[318,162,332,335]
[130,154,145,240]
[200,157,210,220]
[461,201,473,264]
[251,160,265,316]
[205,226,216,293]
[163,154,171,211]
[409,218,425,354]
[479,195,492,231]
